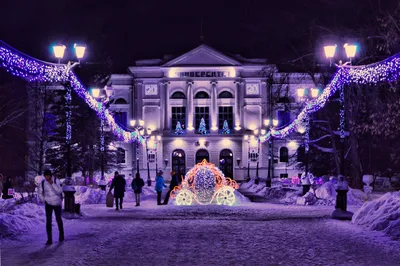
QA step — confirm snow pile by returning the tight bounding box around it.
[73,185,159,205]
[352,191,400,239]
[275,181,368,206]
[0,199,45,237]
[239,180,265,195]
[233,190,251,204]
[74,186,105,204]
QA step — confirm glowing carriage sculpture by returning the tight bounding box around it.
[171,159,239,206]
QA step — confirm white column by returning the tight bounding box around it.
[161,80,170,130]
[234,80,242,130]
[186,81,194,130]
[210,81,218,131]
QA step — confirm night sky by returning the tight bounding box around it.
[1,0,398,72]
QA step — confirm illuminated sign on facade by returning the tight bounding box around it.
[171,71,235,78]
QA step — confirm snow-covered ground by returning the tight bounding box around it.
[1,185,399,265]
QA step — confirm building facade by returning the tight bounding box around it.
[107,45,318,182]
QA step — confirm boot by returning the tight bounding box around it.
[59,231,64,242]
[45,239,52,245]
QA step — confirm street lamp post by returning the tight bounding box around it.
[91,86,114,190]
[53,43,86,213]
[253,128,267,185]
[130,119,145,177]
[243,135,251,182]
[152,135,162,174]
[324,43,357,219]
[297,87,319,195]
[264,118,278,187]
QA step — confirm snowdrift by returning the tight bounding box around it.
[352,191,400,239]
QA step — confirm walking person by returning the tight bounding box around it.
[38,169,64,245]
[131,173,145,206]
[155,170,166,205]
[109,171,126,211]
[163,171,179,205]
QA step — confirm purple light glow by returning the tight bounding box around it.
[0,41,142,144]
[1,41,400,143]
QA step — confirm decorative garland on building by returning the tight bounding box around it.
[1,41,400,143]
[0,41,140,144]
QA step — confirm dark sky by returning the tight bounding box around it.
[1,0,398,72]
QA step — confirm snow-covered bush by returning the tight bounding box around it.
[352,191,400,239]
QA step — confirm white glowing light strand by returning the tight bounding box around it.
[339,84,345,140]
[305,114,310,152]
[100,118,105,152]
[65,85,72,144]
[0,41,142,144]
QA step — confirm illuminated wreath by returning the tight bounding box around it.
[171,159,239,206]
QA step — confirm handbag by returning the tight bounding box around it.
[106,192,114,207]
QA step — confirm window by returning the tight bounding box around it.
[172,107,186,131]
[148,153,155,163]
[280,173,289,178]
[196,149,209,163]
[114,98,128,104]
[297,146,305,163]
[277,110,290,127]
[115,112,127,128]
[195,107,209,133]
[117,148,126,164]
[218,106,233,131]
[249,151,259,162]
[279,147,289,163]
[218,91,233,98]
[171,91,186,99]
[195,91,210,99]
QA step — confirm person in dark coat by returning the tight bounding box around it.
[109,171,126,211]
[163,171,179,205]
[131,173,145,206]
[2,177,14,199]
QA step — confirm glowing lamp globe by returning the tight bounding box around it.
[324,45,337,59]
[53,45,66,59]
[74,43,86,59]
[344,43,357,58]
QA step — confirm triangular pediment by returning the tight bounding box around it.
[163,44,242,67]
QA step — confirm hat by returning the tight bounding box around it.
[157,170,163,176]
[43,169,52,176]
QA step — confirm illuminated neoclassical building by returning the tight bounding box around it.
[107,44,318,181]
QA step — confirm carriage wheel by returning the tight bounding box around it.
[215,187,235,206]
[176,189,193,206]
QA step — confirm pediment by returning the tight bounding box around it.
[163,44,242,67]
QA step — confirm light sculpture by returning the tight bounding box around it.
[171,159,239,206]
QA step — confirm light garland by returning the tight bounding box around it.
[171,159,238,206]
[339,85,345,140]
[0,41,141,144]
[305,114,310,152]
[259,53,400,142]
[65,85,72,144]
[1,41,400,143]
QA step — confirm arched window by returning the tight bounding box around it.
[218,91,233,98]
[279,147,289,163]
[195,91,210,99]
[114,98,128,104]
[117,148,126,164]
[196,149,209,163]
[219,149,233,179]
[171,91,186,99]
[297,146,305,163]
[172,149,186,179]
